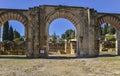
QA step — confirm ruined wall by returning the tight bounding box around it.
[0,5,120,58]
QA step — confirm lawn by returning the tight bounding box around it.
[0,55,120,76]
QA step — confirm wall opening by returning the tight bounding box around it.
[0,20,26,56]
[98,23,117,56]
[48,18,77,57]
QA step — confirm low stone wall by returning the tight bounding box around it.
[0,41,26,55]
[49,42,76,54]
[49,43,65,52]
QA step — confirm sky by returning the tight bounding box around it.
[0,0,120,38]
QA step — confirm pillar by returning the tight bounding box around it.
[116,29,120,55]
[88,9,99,57]
[76,9,89,57]
[39,9,48,57]
[33,24,40,57]
[26,24,34,57]
[0,26,1,42]
[77,20,89,57]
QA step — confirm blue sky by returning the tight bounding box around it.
[0,0,120,38]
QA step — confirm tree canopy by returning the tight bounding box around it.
[99,23,116,35]
[61,29,75,41]
[2,21,9,41]
[2,21,21,41]
[8,26,14,41]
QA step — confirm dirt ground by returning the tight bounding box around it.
[0,55,120,76]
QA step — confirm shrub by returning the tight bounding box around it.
[13,37,24,42]
[106,34,116,41]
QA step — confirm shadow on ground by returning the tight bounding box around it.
[99,54,117,57]
[0,55,28,59]
[0,54,118,59]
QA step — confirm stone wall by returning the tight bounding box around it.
[0,5,120,58]
[0,41,26,55]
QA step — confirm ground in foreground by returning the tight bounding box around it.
[0,55,120,76]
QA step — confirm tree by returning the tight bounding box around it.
[8,26,14,41]
[61,29,75,41]
[61,34,65,39]
[99,27,103,35]
[14,30,21,39]
[2,21,9,41]
[70,30,75,39]
[108,25,116,34]
[102,23,109,35]
[51,32,57,43]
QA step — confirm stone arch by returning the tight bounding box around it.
[0,12,28,52]
[0,12,28,26]
[46,9,80,38]
[45,9,80,57]
[0,12,28,42]
[46,9,80,26]
[97,15,120,55]
[97,15,120,29]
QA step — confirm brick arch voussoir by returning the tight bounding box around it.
[0,12,28,26]
[46,10,79,26]
[97,15,120,29]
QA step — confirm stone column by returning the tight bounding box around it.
[0,26,1,41]
[26,8,41,58]
[33,8,40,57]
[88,9,99,57]
[26,23,34,57]
[64,40,67,53]
[33,24,40,57]
[45,23,50,57]
[77,21,89,57]
[116,29,120,55]
[75,24,80,57]
[39,8,48,57]
[76,9,89,57]
[80,10,89,57]
[70,42,75,54]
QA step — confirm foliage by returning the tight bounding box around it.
[8,26,14,41]
[106,34,116,41]
[61,34,65,39]
[61,29,75,41]
[99,27,103,35]
[108,25,116,34]
[2,21,9,41]
[13,38,21,42]
[2,21,21,41]
[99,23,116,35]
[102,41,115,48]
[51,32,57,43]
[14,30,21,39]
[102,23,109,35]
[13,36,25,42]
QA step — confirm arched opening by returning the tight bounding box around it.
[0,20,26,56]
[48,18,77,57]
[97,15,120,56]
[98,23,117,56]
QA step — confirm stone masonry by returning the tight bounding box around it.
[0,5,120,58]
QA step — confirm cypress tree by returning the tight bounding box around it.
[103,23,109,35]
[9,26,14,41]
[13,30,21,39]
[52,32,57,43]
[108,25,116,34]
[2,21,9,41]
[99,27,103,35]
